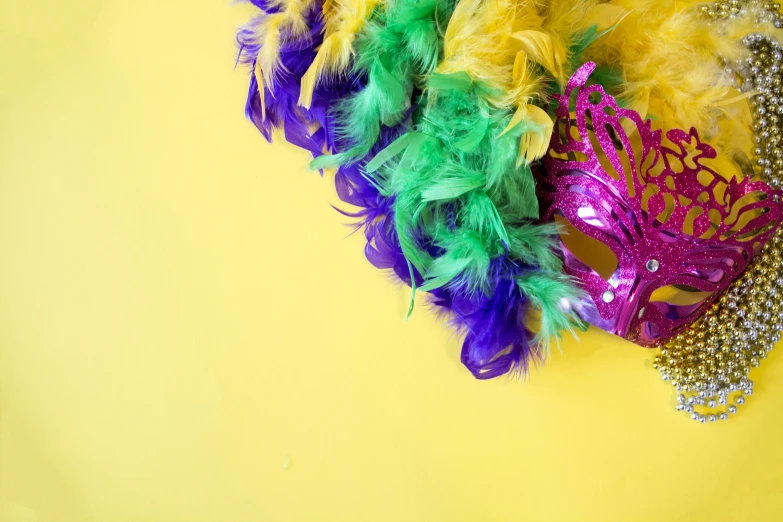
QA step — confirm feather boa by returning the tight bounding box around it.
[235,0,769,379]
[298,0,384,108]
[311,0,454,168]
[236,0,325,152]
[358,0,611,373]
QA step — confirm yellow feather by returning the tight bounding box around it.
[500,102,528,137]
[298,0,381,108]
[517,104,554,165]
[254,60,267,122]
[577,3,627,32]
[511,50,528,86]
[436,0,598,163]
[539,0,611,86]
[438,0,543,105]
[580,0,761,162]
[508,51,539,107]
[255,0,316,90]
[511,30,564,83]
[298,50,328,109]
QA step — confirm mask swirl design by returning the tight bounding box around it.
[538,62,783,346]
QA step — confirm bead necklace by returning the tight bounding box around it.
[655,0,783,422]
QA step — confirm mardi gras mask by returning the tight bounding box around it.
[539,62,783,346]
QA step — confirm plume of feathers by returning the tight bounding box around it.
[298,0,384,108]
[236,0,325,152]
[362,0,597,375]
[310,0,456,168]
[248,0,319,92]
[236,0,431,286]
[234,0,776,379]
[583,0,783,165]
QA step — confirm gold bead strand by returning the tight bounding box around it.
[654,230,783,422]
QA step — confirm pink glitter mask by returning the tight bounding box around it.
[538,62,783,346]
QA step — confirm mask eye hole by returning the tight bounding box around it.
[555,214,618,281]
[649,284,714,307]
[645,285,715,331]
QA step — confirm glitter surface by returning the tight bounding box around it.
[537,62,783,346]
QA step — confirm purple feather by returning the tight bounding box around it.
[236,5,325,154]
[432,260,539,379]
[235,2,544,380]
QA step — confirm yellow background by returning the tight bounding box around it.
[2,1,783,521]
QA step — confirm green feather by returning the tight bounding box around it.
[323,0,456,166]
[517,271,585,352]
[427,71,474,92]
[420,175,484,201]
[365,132,417,173]
[319,0,595,349]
